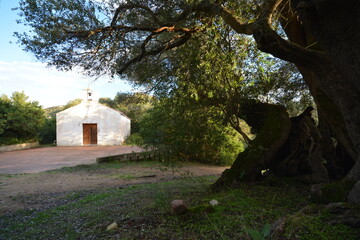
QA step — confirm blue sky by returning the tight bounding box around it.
[0,0,134,108]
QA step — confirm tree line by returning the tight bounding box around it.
[0,92,44,145]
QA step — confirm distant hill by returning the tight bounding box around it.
[44,99,82,118]
[44,105,64,118]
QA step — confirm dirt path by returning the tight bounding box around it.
[0,161,227,215]
[0,146,144,174]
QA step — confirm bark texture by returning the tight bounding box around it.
[272,107,329,183]
[213,100,291,187]
[213,103,330,188]
[284,0,360,180]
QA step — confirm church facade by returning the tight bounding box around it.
[56,91,131,146]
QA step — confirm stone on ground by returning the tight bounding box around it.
[106,222,118,231]
[171,199,188,215]
[209,199,219,206]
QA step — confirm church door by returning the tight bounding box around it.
[83,124,98,145]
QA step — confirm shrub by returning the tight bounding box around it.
[139,99,244,165]
[124,133,144,146]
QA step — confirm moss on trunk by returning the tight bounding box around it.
[213,101,291,188]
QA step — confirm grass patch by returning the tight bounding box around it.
[1,176,359,240]
[0,174,15,179]
[284,207,360,240]
[0,173,29,178]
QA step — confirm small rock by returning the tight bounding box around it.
[106,222,118,231]
[171,199,188,215]
[209,199,219,206]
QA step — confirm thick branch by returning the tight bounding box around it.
[65,25,199,38]
[251,0,327,68]
[252,26,326,68]
[116,32,192,74]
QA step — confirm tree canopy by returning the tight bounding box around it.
[14,0,340,76]
[0,92,45,145]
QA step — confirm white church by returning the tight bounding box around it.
[56,90,131,146]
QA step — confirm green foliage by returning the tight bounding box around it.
[124,133,144,146]
[140,98,244,165]
[245,224,271,240]
[284,206,360,240]
[0,96,11,136]
[0,92,45,145]
[188,203,214,214]
[15,0,104,74]
[100,92,153,133]
[38,117,56,145]
[43,105,64,118]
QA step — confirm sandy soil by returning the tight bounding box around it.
[0,162,227,215]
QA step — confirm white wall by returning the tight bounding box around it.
[56,101,131,146]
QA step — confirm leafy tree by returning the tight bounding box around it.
[100,92,153,133]
[140,97,245,165]
[14,0,360,198]
[0,92,45,144]
[38,117,57,145]
[0,96,12,136]
[98,97,117,109]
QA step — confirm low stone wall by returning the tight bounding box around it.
[96,150,163,163]
[0,142,39,153]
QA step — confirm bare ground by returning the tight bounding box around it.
[0,146,145,174]
[0,162,227,215]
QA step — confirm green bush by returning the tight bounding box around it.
[38,117,56,145]
[0,92,45,145]
[124,133,144,146]
[139,99,244,165]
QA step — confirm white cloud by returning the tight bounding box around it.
[0,61,133,108]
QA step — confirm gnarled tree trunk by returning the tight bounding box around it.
[213,100,291,187]
[213,103,333,188]
[271,107,329,183]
